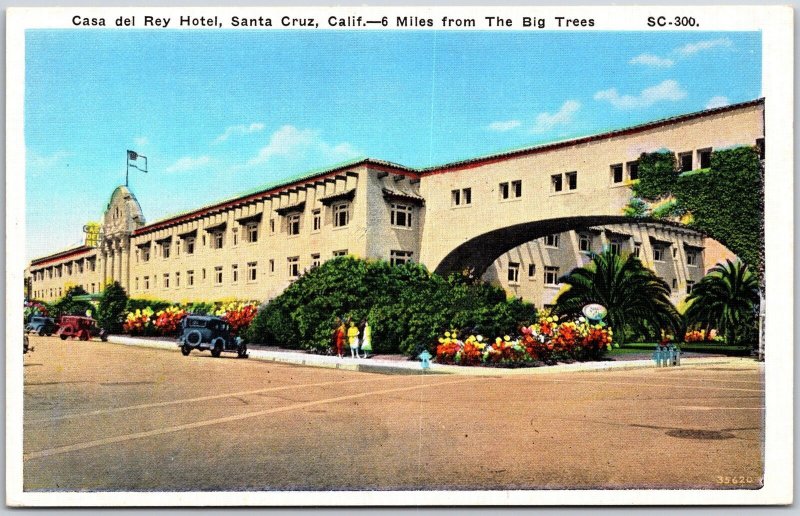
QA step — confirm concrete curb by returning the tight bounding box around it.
[106,335,756,376]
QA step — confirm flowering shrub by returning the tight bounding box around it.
[122,300,259,338]
[217,301,259,336]
[434,315,615,367]
[684,328,723,343]
[153,306,187,336]
[124,307,154,335]
[24,300,50,323]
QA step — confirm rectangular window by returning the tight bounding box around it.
[185,237,195,254]
[544,234,560,248]
[144,276,150,290]
[499,182,509,200]
[451,188,472,206]
[312,209,321,232]
[756,138,765,159]
[212,231,224,249]
[270,219,276,233]
[611,164,624,183]
[77,262,83,274]
[333,203,350,228]
[609,240,621,254]
[653,246,664,262]
[162,242,171,259]
[507,262,520,284]
[135,277,139,290]
[686,280,695,295]
[627,161,639,180]
[214,266,223,285]
[390,203,413,228]
[333,249,348,257]
[175,272,180,287]
[390,250,413,266]
[544,266,560,286]
[187,270,194,286]
[141,247,150,262]
[686,249,699,267]
[232,264,239,283]
[679,151,693,172]
[698,148,712,169]
[247,262,257,282]
[672,247,678,258]
[566,171,578,190]
[512,180,522,198]
[633,243,641,258]
[311,254,321,269]
[269,259,275,273]
[672,278,678,289]
[551,174,563,193]
[233,232,239,247]
[163,273,170,289]
[246,223,258,243]
[579,234,591,252]
[528,263,536,279]
[288,213,301,235]
[288,256,300,278]
[202,268,206,281]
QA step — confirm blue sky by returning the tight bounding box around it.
[25,30,761,261]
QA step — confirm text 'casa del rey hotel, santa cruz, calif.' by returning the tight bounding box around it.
[26,99,763,309]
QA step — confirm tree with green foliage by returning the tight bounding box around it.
[50,285,93,319]
[553,249,683,343]
[97,281,129,333]
[684,260,759,346]
[245,257,536,356]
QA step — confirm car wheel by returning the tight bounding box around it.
[237,343,248,358]
[59,334,67,341]
[38,328,46,336]
[79,330,89,341]
[100,331,108,342]
[210,338,224,358]
[185,330,203,347]
[181,344,191,356]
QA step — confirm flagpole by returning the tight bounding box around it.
[125,151,130,187]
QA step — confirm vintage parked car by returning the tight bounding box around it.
[178,315,247,358]
[25,316,58,336]
[56,315,108,341]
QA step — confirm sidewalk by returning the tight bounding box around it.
[106,335,756,376]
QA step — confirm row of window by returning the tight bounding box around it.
[541,233,699,265]
[33,282,100,300]
[507,263,561,286]
[32,259,97,281]
[451,173,579,208]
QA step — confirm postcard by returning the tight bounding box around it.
[6,5,794,506]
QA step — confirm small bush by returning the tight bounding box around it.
[97,281,129,334]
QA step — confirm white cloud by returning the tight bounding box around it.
[531,100,581,133]
[133,136,149,147]
[27,150,72,170]
[247,125,361,166]
[675,38,732,57]
[214,122,265,143]
[705,96,730,109]
[594,80,687,110]
[166,155,210,173]
[629,53,674,67]
[487,120,522,132]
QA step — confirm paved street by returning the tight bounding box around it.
[22,336,764,491]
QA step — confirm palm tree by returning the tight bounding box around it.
[684,259,759,345]
[554,249,683,343]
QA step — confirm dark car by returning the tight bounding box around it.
[25,316,57,336]
[178,315,247,358]
[56,315,108,341]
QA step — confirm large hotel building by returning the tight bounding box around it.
[27,99,763,309]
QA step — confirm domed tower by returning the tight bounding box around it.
[100,186,146,291]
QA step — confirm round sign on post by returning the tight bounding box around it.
[582,303,607,322]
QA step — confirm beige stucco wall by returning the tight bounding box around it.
[417,103,764,271]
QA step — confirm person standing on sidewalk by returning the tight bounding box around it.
[360,319,372,358]
[334,319,346,359]
[347,320,360,358]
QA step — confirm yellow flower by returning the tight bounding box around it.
[503,335,510,341]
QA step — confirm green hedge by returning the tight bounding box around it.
[244,257,537,356]
[627,146,764,275]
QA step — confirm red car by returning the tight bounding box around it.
[56,316,108,342]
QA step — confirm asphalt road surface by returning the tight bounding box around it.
[22,336,764,491]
